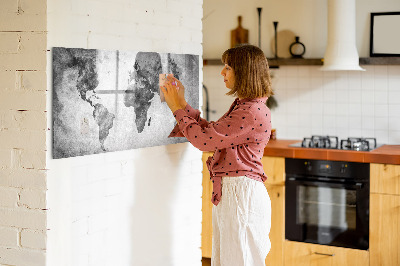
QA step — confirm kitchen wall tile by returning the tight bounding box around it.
[349,116,362,129]
[348,71,362,90]
[348,90,362,103]
[388,131,400,143]
[362,116,375,130]
[323,115,336,129]
[362,128,375,138]
[361,73,374,91]
[374,117,389,131]
[323,103,336,116]
[336,103,349,116]
[361,104,375,117]
[388,76,400,91]
[336,115,348,129]
[374,77,388,91]
[388,104,400,117]
[375,104,389,117]
[374,130,389,144]
[310,66,323,77]
[388,91,400,104]
[374,65,388,77]
[336,90,349,103]
[361,90,375,103]
[285,66,298,77]
[388,117,400,131]
[348,103,362,116]
[203,65,400,144]
[298,77,311,89]
[298,67,311,78]
[374,90,388,104]
[286,77,299,89]
[311,102,324,114]
[335,72,349,90]
[387,65,400,76]
[322,70,335,78]
[349,128,363,137]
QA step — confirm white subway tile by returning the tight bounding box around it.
[374,77,388,91]
[348,116,362,129]
[389,104,400,117]
[388,131,400,144]
[374,130,389,144]
[348,90,362,103]
[388,91,400,105]
[374,117,389,131]
[374,65,388,77]
[374,90,388,104]
[361,90,375,104]
[375,104,389,117]
[285,66,298,77]
[388,117,400,131]
[362,116,375,130]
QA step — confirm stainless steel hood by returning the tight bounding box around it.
[320,0,365,71]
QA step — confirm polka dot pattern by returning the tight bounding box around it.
[168,97,272,206]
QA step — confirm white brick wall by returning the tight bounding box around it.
[46,1,203,266]
[0,0,48,265]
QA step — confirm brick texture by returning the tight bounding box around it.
[0,0,47,264]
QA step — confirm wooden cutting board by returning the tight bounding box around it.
[231,16,249,48]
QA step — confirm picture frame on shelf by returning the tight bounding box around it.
[370,12,400,57]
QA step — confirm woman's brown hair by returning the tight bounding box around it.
[221,44,273,99]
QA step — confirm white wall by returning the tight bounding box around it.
[0,0,48,265]
[203,0,400,145]
[46,0,203,266]
[203,0,400,58]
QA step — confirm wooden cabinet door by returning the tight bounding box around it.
[262,156,285,186]
[264,184,285,266]
[370,193,400,266]
[202,152,213,258]
[370,163,400,195]
[284,241,369,266]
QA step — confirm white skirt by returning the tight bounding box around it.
[212,176,271,266]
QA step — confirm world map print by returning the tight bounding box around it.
[52,47,199,159]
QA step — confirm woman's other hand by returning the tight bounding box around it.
[160,78,185,113]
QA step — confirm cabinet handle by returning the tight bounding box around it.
[314,252,335,257]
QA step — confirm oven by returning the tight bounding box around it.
[285,158,370,250]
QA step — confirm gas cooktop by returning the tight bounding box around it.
[289,135,383,151]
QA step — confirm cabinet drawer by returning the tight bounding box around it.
[284,241,369,266]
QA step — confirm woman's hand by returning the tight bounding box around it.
[170,76,187,108]
[160,77,185,113]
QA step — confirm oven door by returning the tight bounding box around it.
[285,177,369,250]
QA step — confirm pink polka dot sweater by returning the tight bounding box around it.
[169,97,272,206]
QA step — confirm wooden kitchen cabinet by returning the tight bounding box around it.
[370,163,400,266]
[201,154,286,265]
[202,152,213,258]
[370,163,400,195]
[284,241,369,266]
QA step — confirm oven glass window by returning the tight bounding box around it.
[297,186,356,230]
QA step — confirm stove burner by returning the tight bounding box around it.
[301,135,339,149]
[340,137,377,151]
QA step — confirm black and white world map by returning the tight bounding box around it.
[52,47,199,159]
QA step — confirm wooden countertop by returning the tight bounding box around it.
[263,139,400,165]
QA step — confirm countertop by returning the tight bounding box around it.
[263,139,400,165]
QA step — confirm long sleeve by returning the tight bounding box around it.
[168,103,211,137]
[172,105,257,152]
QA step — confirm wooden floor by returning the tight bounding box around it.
[202,257,211,266]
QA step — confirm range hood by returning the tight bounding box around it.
[320,0,365,71]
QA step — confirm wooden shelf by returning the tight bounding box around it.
[203,57,400,67]
[359,57,400,65]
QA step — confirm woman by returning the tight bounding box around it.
[161,44,273,266]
